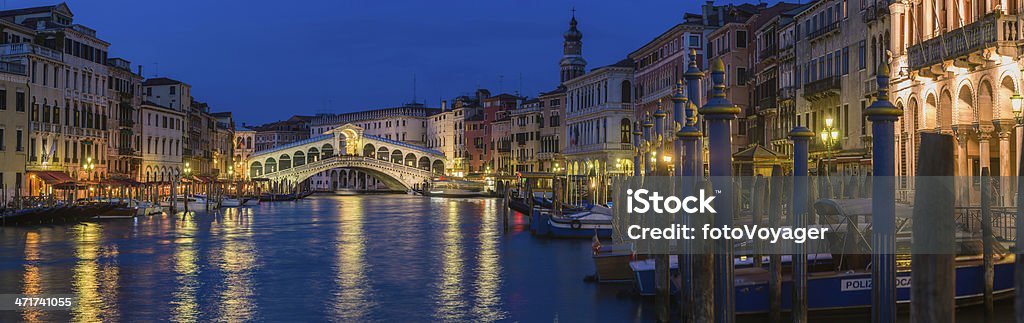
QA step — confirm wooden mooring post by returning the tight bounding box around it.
[909,132,955,323]
[789,127,814,322]
[766,167,783,323]
[981,167,994,322]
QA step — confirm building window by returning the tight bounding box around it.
[842,47,850,75]
[689,35,700,47]
[736,30,747,48]
[169,86,176,95]
[736,67,748,85]
[15,92,24,112]
[858,40,866,69]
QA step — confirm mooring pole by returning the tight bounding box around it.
[674,81,697,323]
[981,167,994,323]
[699,58,738,323]
[865,62,901,323]
[634,122,643,177]
[684,49,704,175]
[649,104,670,322]
[767,166,783,323]
[910,132,955,323]
[790,126,813,322]
[643,114,653,176]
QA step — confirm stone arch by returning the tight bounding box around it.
[250,161,263,178]
[977,79,994,124]
[909,97,922,132]
[391,149,404,164]
[304,147,318,164]
[956,83,976,125]
[404,153,416,167]
[418,156,431,170]
[377,146,389,161]
[432,160,445,175]
[293,151,306,166]
[925,91,937,131]
[265,157,277,173]
[999,74,1017,120]
[621,80,632,103]
[279,154,292,170]
[321,143,335,158]
[363,143,376,158]
[939,88,953,131]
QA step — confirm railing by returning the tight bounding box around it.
[0,60,25,75]
[907,12,1018,70]
[779,86,797,100]
[119,119,134,128]
[252,134,332,157]
[758,45,777,61]
[807,21,841,41]
[802,76,841,98]
[364,134,445,157]
[564,142,633,154]
[0,43,63,61]
[862,5,878,23]
[864,78,878,96]
[758,95,777,109]
[117,147,140,156]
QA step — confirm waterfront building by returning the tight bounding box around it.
[106,58,143,180]
[563,58,636,183]
[889,0,1019,201]
[140,101,184,182]
[232,125,255,179]
[535,88,565,173]
[0,62,29,197]
[746,2,803,157]
[482,94,519,175]
[705,6,758,154]
[0,4,113,185]
[510,98,543,173]
[211,112,235,179]
[490,114,512,175]
[759,6,806,156]
[251,115,312,151]
[630,14,705,122]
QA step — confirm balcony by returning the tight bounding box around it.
[806,21,841,42]
[758,45,777,61]
[802,76,841,99]
[0,43,63,61]
[777,44,794,62]
[119,119,134,128]
[0,60,25,75]
[118,147,140,157]
[758,95,777,110]
[863,78,878,97]
[779,86,797,101]
[906,12,1019,72]
[862,5,883,23]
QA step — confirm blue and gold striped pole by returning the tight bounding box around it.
[643,113,654,176]
[633,121,643,177]
[789,126,814,322]
[678,92,702,322]
[699,58,740,323]
[866,62,901,323]
[684,49,705,172]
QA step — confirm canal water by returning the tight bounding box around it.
[0,195,1012,322]
[0,195,655,322]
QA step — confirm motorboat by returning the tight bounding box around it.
[423,179,487,198]
[160,195,211,211]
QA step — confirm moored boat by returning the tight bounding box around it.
[424,179,487,198]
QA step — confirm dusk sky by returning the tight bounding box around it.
[5,0,758,125]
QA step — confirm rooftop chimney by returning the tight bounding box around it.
[137,65,143,77]
[441,100,447,111]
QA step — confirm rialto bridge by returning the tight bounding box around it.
[247,124,445,190]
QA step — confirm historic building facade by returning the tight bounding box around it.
[0,62,29,197]
[140,101,184,182]
[563,59,636,178]
[889,0,1019,203]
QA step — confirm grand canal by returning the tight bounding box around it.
[0,195,1014,322]
[0,195,656,322]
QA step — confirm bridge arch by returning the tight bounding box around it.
[377,146,389,161]
[279,154,292,170]
[308,147,320,163]
[405,153,416,167]
[265,157,277,173]
[418,156,430,170]
[391,149,403,164]
[432,160,444,175]
[250,161,263,177]
[293,151,305,166]
[363,143,376,158]
[322,143,335,158]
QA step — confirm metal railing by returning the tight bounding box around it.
[0,43,63,61]
[802,76,841,98]
[807,21,841,41]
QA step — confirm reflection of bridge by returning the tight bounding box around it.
[248,124,445,190]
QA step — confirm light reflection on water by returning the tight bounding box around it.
[0,195,656,322]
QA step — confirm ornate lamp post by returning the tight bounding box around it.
[183,162,192,213]
[83,157,95,199]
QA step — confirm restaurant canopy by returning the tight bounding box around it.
[28,171,75,185]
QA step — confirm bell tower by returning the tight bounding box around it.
[559,12,586,84]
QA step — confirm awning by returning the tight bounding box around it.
[28,171,74,185]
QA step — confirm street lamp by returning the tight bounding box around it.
[820,117,840,177]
